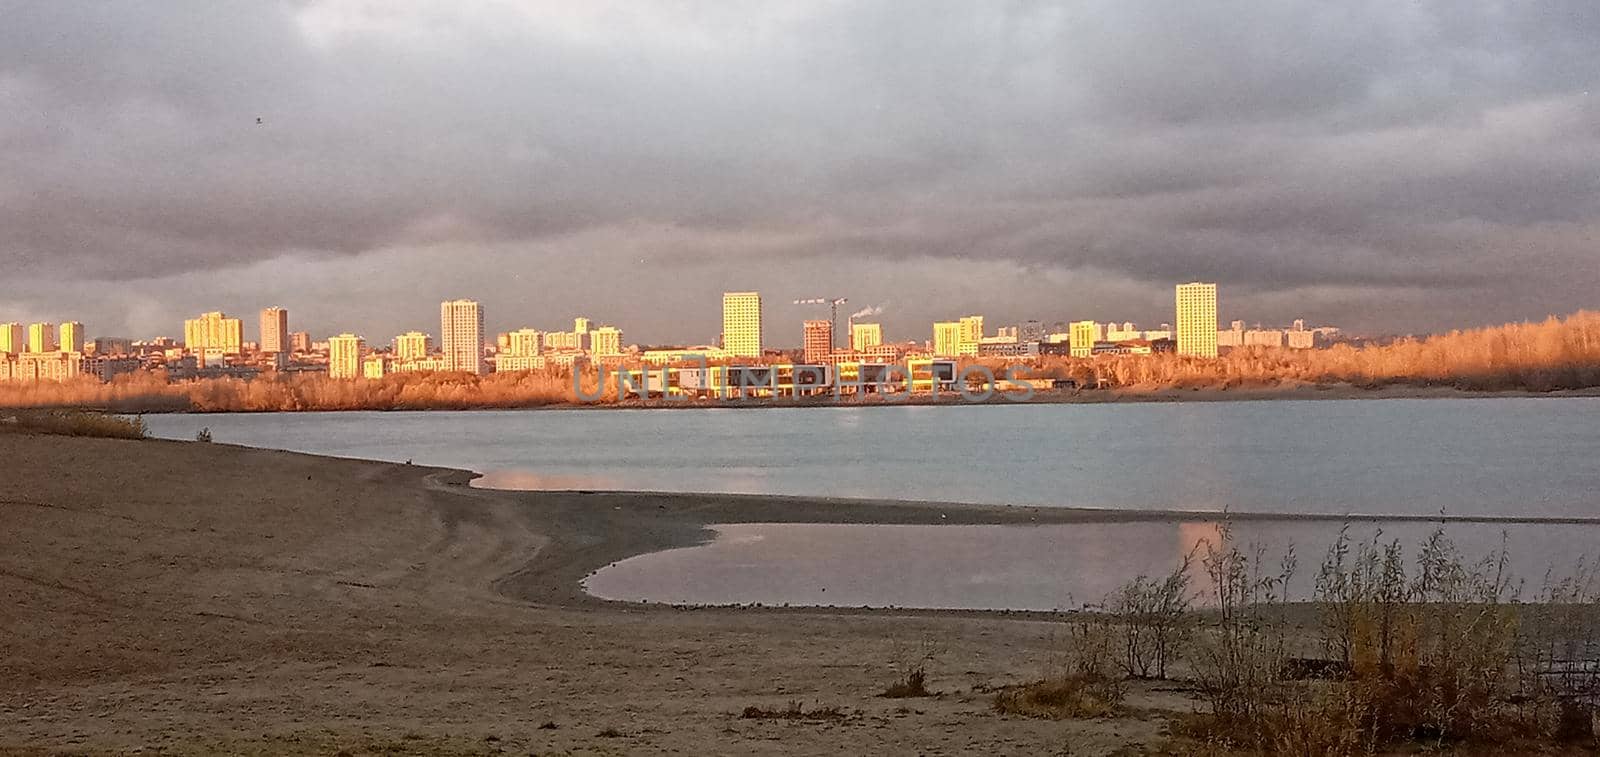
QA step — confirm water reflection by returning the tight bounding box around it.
[473,468,621,491]
[584,520,1600,612]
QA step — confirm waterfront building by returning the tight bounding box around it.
[183,312,243,356]
[932,321,963,358]
[27,322,56,354]
[590,326,623,357]
[1070,320,1099,358]
[440,299,485,375]
[260,307,289,353]
[58,322,84,353]
[0,323,22,354]
[802,319,833,363]
[1175,282,1218,357]
[850,322,883,352]
[328,334,365,379]
[394,331,431,361]
[506,328,542,357]
[721,292,763,359]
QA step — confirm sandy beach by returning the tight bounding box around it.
[8,430,1598,754]
[3,432,1218,755]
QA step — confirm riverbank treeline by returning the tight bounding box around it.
[1,311,1596,412]
[1031,309,1600,392]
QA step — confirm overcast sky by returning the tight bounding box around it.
[3,1,1597,345]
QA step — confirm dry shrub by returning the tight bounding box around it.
[3,409,147,439]
[880,637,941,698]
[1187,522,1298,724]
[998,618,1129,719]
[879,667,930,698]
[1172,527,1600,754]
[993,674,1125,720]
[1104,552,1194,679]
[740,701,846,721]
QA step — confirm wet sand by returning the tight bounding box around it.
[0,431,1587,755]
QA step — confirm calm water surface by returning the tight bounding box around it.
[143,399,1600,610]
[145,398,1600,516]
[583,521,1600,611]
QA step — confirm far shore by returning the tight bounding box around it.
[29,380,1600,414]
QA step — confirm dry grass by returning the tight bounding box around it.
[1026,309,1600,392]
[879,666,931,698]
[1,409,147,439]
[739,701,847,721]
[992,675,1126,719]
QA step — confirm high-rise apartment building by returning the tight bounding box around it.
[507,328,542,357]
[440,299,485,375]
[290,331,311,353]
[0,323,22,354]
[932,321,963,357]
[184,312,244,356]
[721,291,762,359]
[27,323,56,353]
[394,331,431,361]
[1175,282,1219,357]
[958,315,984,355]
[1069,320,1099,358]
[590,326,622,357]
[802,319,833,363]
[260,307,289,353]
[57,322,84,353]
[850,322,882,352]
[327,334,365,379]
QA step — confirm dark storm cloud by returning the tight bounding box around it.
[2,0,1598,337]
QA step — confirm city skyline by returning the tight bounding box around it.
[3,4,1597,344]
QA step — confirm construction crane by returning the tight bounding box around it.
[794,297,848,352]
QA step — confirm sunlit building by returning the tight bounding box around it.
[184,312,243,357]
[643,347,729,365]
[543,330,581,351]
[1175,282,1218,357]
[328,333,365,379]
[27,322,56,354]
[802,319,833,363]
[495,354,545,372]
[590,326,623,357]
[1106,321,1141,341]
[58,322,84,353]
[0,352,81,383]
[506,328,542,357]
[260,307,289,354]
[394,331,431,361]
[440,299,485,375]
[1217,319,1246,348]
[290,331,311,353]
[958,315,983,356]
[932,321,963,358]
[850,322,882,352]
[0,323,22,354]
[1070,320,1100,358]
[362,354,389,379]
[721,291,763,359]
[1244,328,1285,348]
